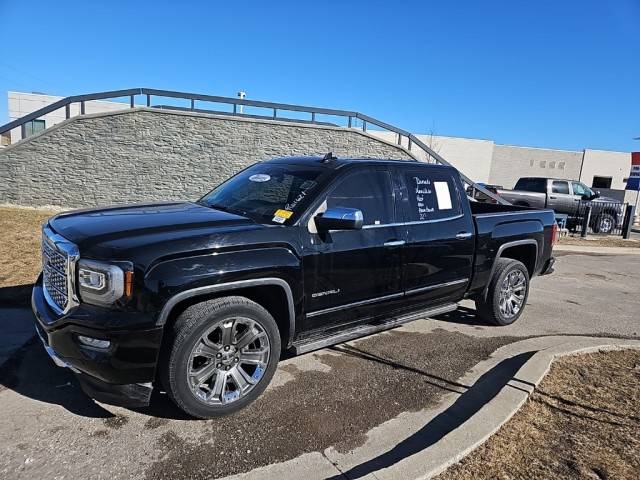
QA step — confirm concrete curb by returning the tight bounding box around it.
[554,244,640,255]
[219,336,640,480]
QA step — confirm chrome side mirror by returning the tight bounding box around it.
[314,207,363,231]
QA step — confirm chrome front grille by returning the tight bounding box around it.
[41,226,79,314]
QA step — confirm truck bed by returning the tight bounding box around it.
[467,201,556,296]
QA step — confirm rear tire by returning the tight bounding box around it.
[160,296,281,419]
[475,258,530,326]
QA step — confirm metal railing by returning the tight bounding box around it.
[571,200,630,237]
[0,87,507,204]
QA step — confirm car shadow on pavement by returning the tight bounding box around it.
[432,306,480,326]
[325,350,537,480]
[0,338,114,419]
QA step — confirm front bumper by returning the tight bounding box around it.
[32,277,163,407]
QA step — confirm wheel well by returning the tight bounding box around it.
[162,285,291,347]
[499,244,536,276]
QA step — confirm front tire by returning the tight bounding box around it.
[475,258,530,326]
[161,296,281,419]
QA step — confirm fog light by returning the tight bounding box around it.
[77,335,111,349]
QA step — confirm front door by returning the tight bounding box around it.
[301,167,404,331]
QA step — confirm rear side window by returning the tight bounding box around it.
[515,178,545,192]
[403,170,462,221]
[551,181,569,194]
[326,169,395,226]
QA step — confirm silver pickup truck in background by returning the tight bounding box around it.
[495,177,624,234]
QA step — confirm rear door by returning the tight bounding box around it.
[395,165,474,308]
[301,166,404,331]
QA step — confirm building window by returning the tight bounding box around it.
[24,119,45,138]
[558,162,565,170]
[549,161,556,169]
[539,160,546,168]
[592,176,612,189]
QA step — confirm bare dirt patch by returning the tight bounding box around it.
[558,235,640,248]
[439,349,640,479]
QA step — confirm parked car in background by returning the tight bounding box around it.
[494,177,624,234]
[32,157,557,418]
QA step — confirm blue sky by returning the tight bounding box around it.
[1,0,639,152]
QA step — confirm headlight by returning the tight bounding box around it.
[77,259,132,307]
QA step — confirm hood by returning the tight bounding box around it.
[591,195,621,204]
[49,202,260,260]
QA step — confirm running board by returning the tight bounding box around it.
[292,303,458,355]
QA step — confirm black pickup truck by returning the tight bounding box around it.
[32,156,557,418]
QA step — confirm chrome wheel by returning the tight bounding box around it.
[187,317,270,406]
[498,269,526,320]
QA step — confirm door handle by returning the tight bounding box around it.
[383,240,406,247]
[549,196,557,199]
[456,232,473,240]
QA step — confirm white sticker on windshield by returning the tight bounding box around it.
[249,174,271,183]
[434,181,453,210]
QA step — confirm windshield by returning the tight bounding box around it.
[199,163,328,224]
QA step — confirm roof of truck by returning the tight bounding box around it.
[264,155,456,170]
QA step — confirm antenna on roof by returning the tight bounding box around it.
[321,152,337,163]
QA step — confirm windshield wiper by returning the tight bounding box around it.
[203,202,253,219]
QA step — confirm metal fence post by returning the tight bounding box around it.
[580,206,592,238]
[146,94,151,107]
[622,205,635,239]
[65,104,70,119]
[130,95,135,108]
[80,101,85,115]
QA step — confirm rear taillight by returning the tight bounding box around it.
[551,222,559,245]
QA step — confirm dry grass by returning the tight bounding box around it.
[0,206,56,289]
[439,349,640,479]
[558,235,640,248]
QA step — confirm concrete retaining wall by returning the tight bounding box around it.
[0,108,415,208]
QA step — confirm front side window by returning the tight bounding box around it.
[551,181,569,194]
[200,163,329,224]
[325,169,395,226]
[403,169,462,221]
[571,182,591,197]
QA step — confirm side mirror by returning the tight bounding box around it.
[594,190,601,198]
[314,207,363,231]
[581,194,591,201]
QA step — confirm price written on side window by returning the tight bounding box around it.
[413,177,435,220]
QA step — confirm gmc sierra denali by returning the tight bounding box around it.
[32,156,557,418]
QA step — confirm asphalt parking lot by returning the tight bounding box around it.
[1,252,639,480]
